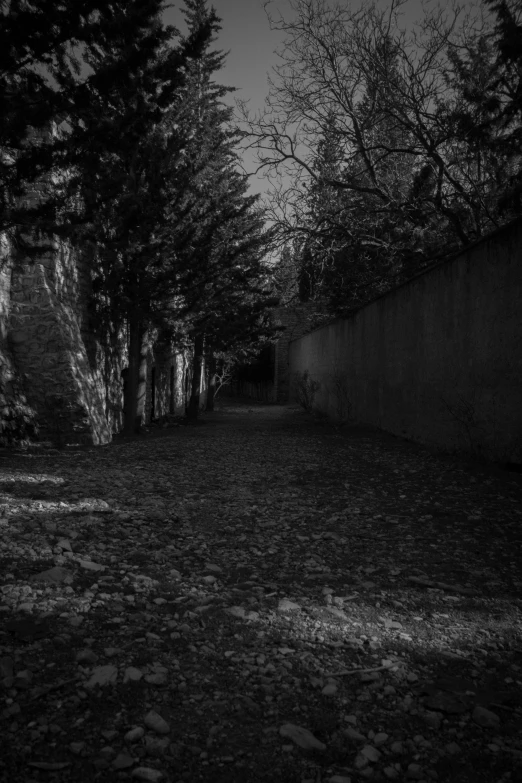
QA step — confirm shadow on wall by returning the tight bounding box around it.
[288,219,522,465]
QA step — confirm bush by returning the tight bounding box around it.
[0,393,39,446]
[293,370,320,412]
[329,368,352,421]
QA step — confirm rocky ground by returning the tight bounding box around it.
[0,400,521,783]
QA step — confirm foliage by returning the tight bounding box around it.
[293,370,320,412]
[242,0,522,317]
[0,392,39,447]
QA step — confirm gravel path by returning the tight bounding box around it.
[0,400,521,783]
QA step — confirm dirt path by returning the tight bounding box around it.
[0,401,521,783]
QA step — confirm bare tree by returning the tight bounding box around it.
[240,0,506,278]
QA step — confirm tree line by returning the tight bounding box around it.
[1,0,278,435]
[241,0,522,319]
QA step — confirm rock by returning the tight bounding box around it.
[113,753,134,769]
[390,741,403,754]
[472,705,500,728]
[69,742,85,755]
[144,736,170,756]
[169,569,182,580]
[279,723,326,750]
[29,566,72,584]
[125,727,145,743]
[277,598,301,613]
[361,745,381,763]
[322,682,338,696]
[205,563,222,573]
[445,742,461,755]
[85,665,118,689]
[374,732,388,745]
[325,606,348,620]
[329,777,352,783]
[423,711,442,730]
[144,711,170,735]
[202,575,216,584]
[76,649,99,664]
[124,667,143,683]
[0,657,14,678]
[354,753,369,770]
[14,670,32,688]
[226,606,247,618]
[131,768,163,782]
[144,672,167,686]
[79,560,105,572]
[343,727,366,742]
[57,538,73,551]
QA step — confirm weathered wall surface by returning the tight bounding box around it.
[8,255,111,445]
[289,220,522,464]
[0,237,28,434]
[272,304,320,402]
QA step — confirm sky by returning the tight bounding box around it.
[163,0,294,197]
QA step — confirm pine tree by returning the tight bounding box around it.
[150,0,276,419]
[65,3,217,434]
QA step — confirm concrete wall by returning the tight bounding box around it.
[289,219,522,464]
[272,303,321,402]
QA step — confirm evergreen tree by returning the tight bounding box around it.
[150,0,276,419]
[65,3,218,434]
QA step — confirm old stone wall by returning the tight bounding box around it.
[8,258,111,445]
[289,219,522,464]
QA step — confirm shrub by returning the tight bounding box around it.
[293,370,320,412]
[0,393,39,446]
[329,368,352,421]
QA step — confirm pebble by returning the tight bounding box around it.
[76,649,99,664]
[423,711,442,730]
[322,682,338,696]
[29,566,72,583]
[361,745,381,763]
[79,560,105,572]
[279,723,326,750]
[343,727,366,742]
[85,665,118,689]
[144,711,170,735]
[113,753,134,769]
[125,727,145,743]
[472,705,500,727]
[445,742,461,755]
[124,667,143,683]
[277,598,301,612]
[131,768,163,782]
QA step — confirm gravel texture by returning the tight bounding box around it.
[0,400,521,783]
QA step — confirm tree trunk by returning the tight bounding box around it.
[206,352,217,411]
[123,317,148,436]
[187,332,204,420]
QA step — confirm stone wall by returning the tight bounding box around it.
[8,259,111,445]
[289,219,522,464]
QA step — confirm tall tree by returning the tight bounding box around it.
[241,0,518,317]
[0,1,171,240]
[66,2,217,434]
